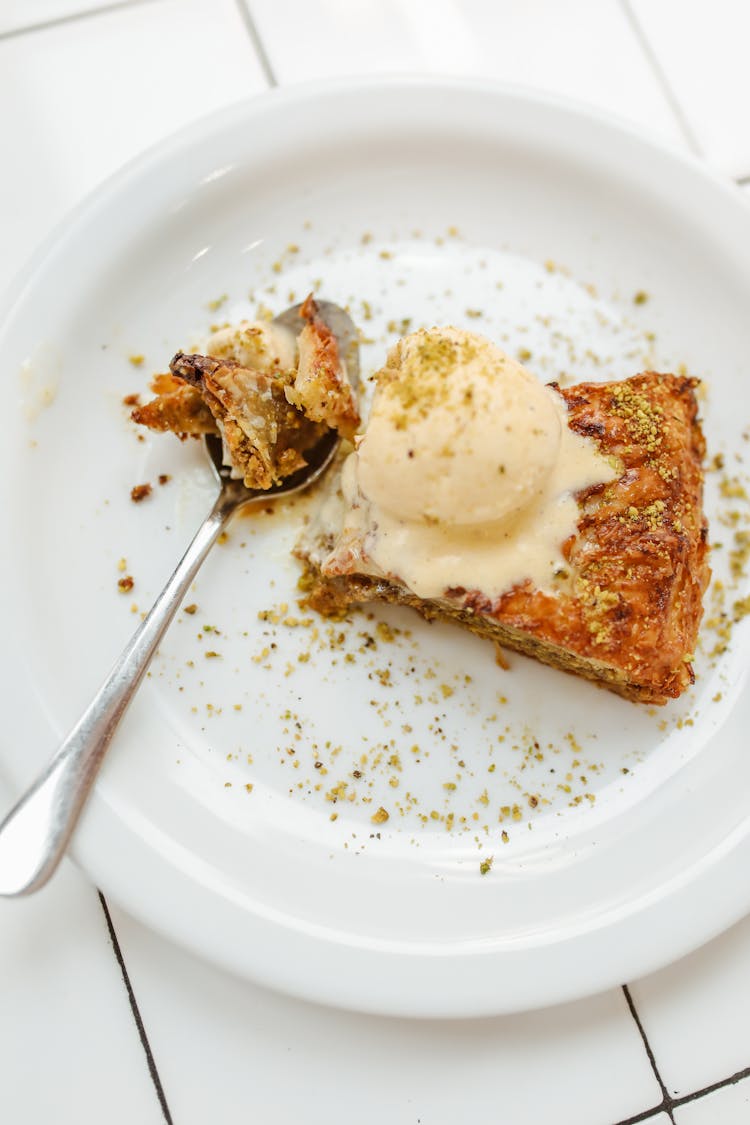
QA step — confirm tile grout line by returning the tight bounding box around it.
[618,0,703,159]
[98,893,175,1125]
[233,0,278,87]
[619,985,676,1125]
[611,1105,671,1125]
[614,981,750,1124]
[0,0,154,42]
[672,1062,750,1109]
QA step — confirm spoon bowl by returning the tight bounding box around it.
[205,299,359,508]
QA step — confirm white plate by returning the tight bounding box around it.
[2,77,750,1018]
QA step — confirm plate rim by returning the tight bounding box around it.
[3,71,747,325]
[3,74,750,1017]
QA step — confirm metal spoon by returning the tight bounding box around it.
[0,300,359,896]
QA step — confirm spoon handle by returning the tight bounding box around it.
[0,491,233,896]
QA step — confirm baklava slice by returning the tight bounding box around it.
[296,328,709,704]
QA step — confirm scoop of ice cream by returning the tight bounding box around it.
[356,327,562,527]
[206,320,296,373]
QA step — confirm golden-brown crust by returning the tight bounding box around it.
[285,295,360,441]
[131,375,218,437]
[132,300,359,486]
[168,351,327,489]
[297,372,710,705]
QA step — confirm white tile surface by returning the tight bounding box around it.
[106,904,663,1125]
[628,0,750,176]
[0,766,162,1123]
[675,1077,750,1124]
[628,914,750,1099]
[0,0,268,299]
[3,1,750,1122]
[246,0,689,149]
[0,0,145,37]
